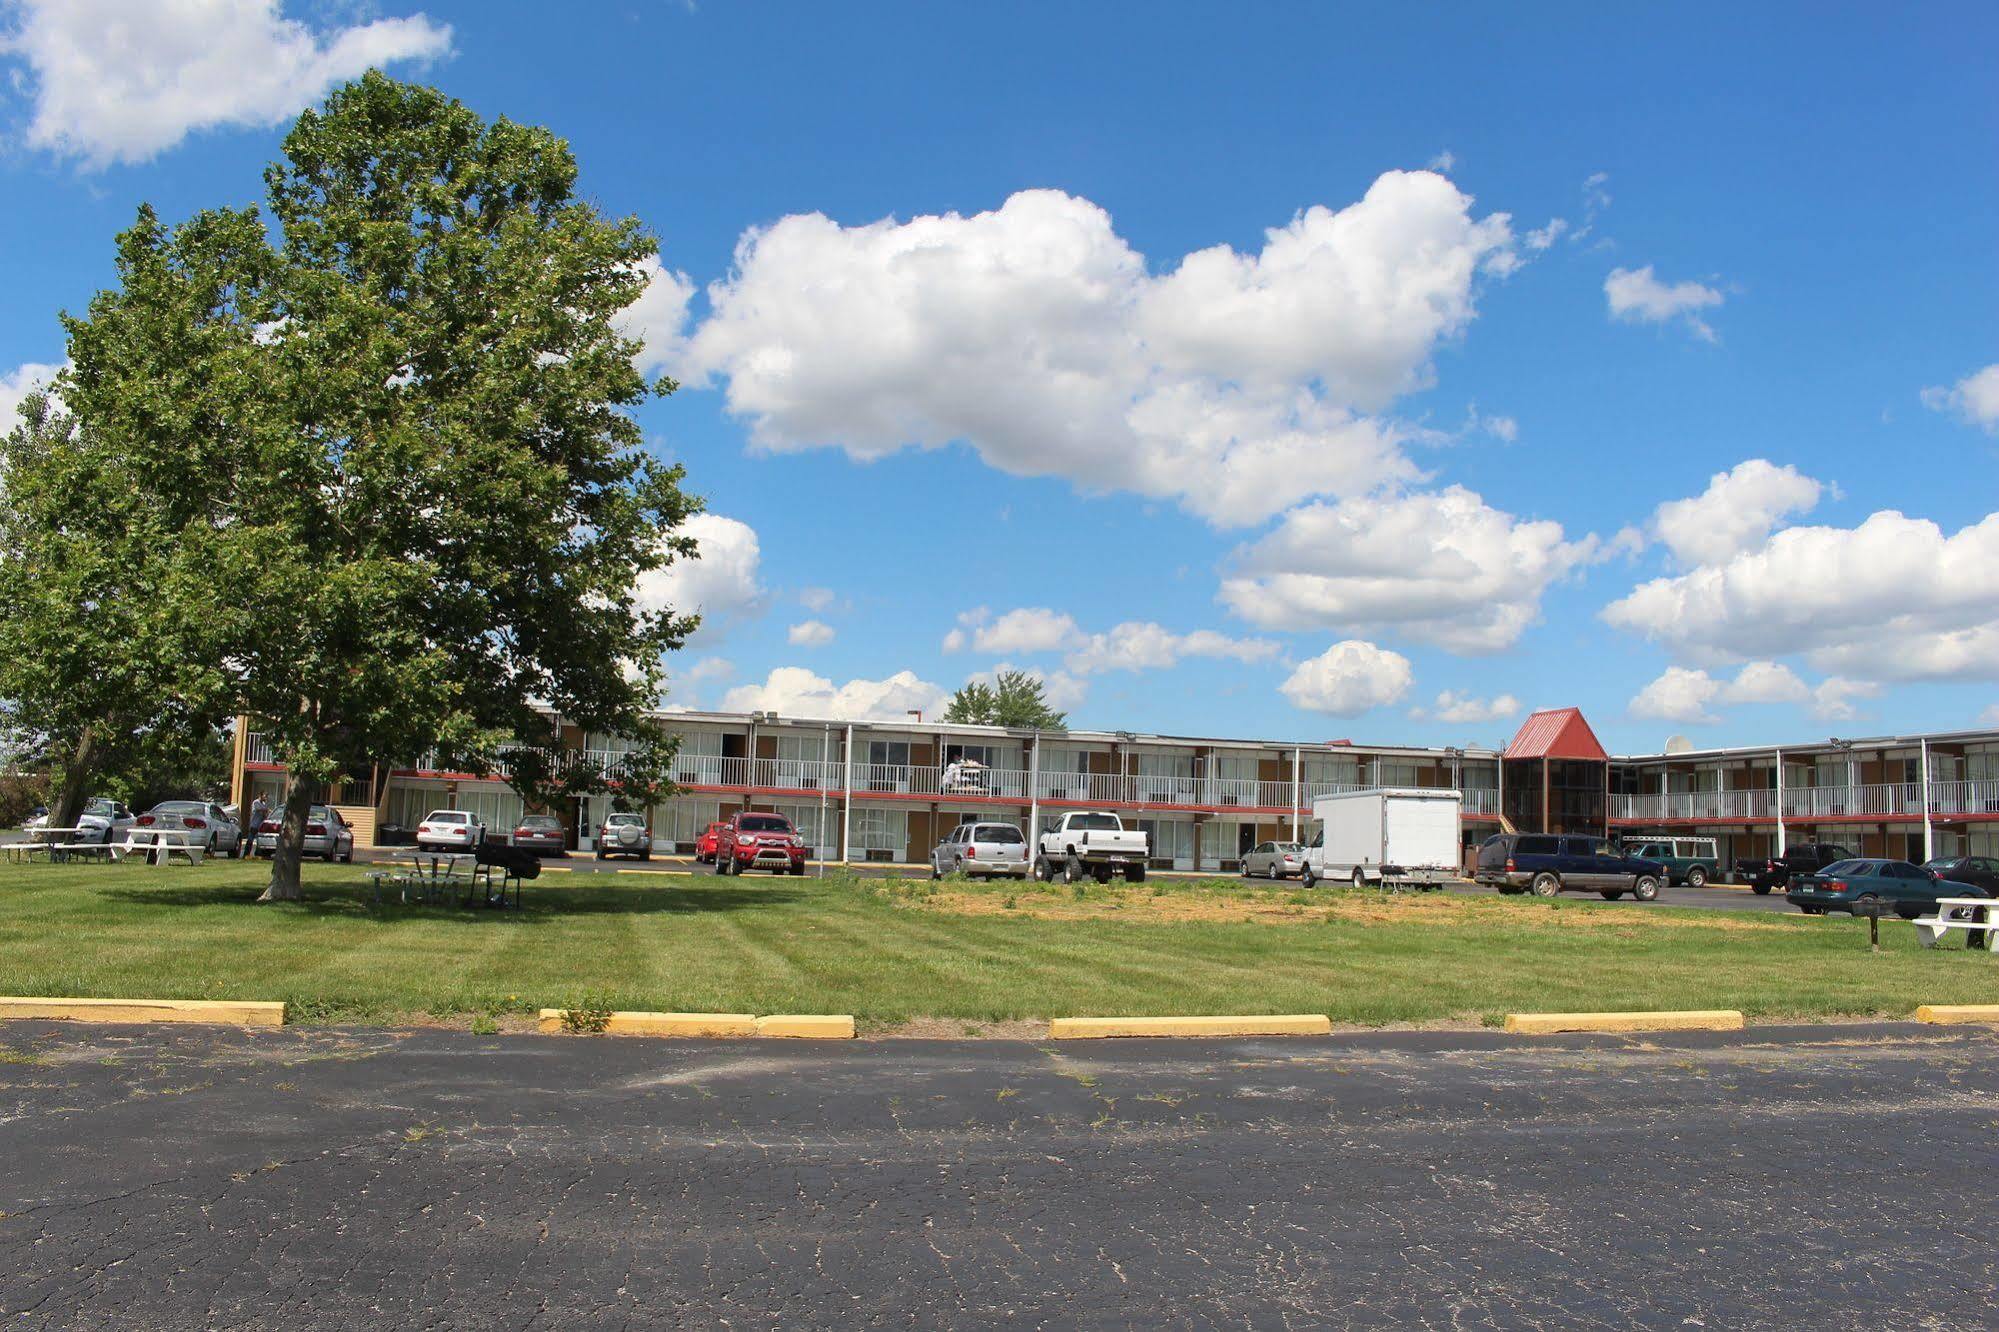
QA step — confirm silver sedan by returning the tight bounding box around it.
[1241,841,1306,879]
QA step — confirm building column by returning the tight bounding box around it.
[841,724,854,865]
[1774,747,1787,856]
[1027,732,1040,842]
[1921,737,1934,862]
[1291,746,1302,840]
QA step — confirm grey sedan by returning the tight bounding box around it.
[1241,841,1306,879]
[509,813,567,855]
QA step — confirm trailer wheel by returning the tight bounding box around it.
[1350,867,1367,889]
[1301,864,1318,890]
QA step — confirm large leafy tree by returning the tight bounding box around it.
[48,74,702,899]
[0,363,238,835]
[943,670,1069,730]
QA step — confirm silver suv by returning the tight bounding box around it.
[930,822,1031,880]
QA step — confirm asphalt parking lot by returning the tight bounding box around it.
[6,1020,1997,1328]
[359,847,1802,913]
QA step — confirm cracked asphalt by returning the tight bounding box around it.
[5,1021,1998,1329]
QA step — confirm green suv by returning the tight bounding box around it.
[1620,837,1721,888]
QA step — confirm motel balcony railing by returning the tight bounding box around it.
[1614,779,1999,823]
[245,731,1509,816]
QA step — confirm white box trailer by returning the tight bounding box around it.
[1302,788,1463,890]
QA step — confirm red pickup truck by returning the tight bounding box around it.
[713,812,808,876]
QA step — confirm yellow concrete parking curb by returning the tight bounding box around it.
[1914,1004,1999,1025]
[0,996,286,1026]
[1504,1009,1745,1035]
[754,1014,856,1039]
[1047,1014,1332,1039]
[537,1009,757,1037]
[535,1009,856,1038]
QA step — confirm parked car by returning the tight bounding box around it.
[1035,811,1149,884]
[132,800,241,856]
[415,809,485,852]
[695,820,728,864]
[510,813,567,856]
[1619,836,1721,887]
[1474,833,1665,901]
[1241,841,1306,879]
[1738,843,1851,895]
[252,805,355,862]
[713,812,807,876]
[1786,859,1992,918]
[67,798,136,845]
[1920,855,1999,895]
[930,822,1031,880]
[595,811,653,861]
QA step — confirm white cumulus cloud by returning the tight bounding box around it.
[1220,485,1602,653]
[1630,667,1722,724]
[1279,641,1413,717]
[1922,364,1999,434]
[614,256,697,378]
[0,359,65,429]
[721,667,949,722]
[1063,624,1280,676]
[632,513,765,638]
[682,171,1516,525]
[1718,660,1810,704]
[964,662,1090,714]
[1411,690,1522,724]
[786,620,835,647]
[2,0,454,169]
[1651,459,1825,565]
[1605,265,1724,341]
[1604,509,1999,682]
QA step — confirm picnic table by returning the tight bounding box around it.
[365,846,537,909]
[1914,897,1998,952]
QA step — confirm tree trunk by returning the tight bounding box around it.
[50,725,99,844]
[258,770,322,902]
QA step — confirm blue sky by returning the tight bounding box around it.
[3,1,1996,752]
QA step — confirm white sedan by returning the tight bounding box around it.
[416,810,485,851]
[132,800,241,856]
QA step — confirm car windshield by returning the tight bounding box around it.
[154,801,205,814]
[605,813,644,825]
[1821,860,1869,875]
[1275,843,1302,852]
[82,798,117,816]
[1922,858,1958,871]
[519,816,560,829]
[1072,814,1121,830]
[425,811,466,823]
[977,827,1024,844]
[739,815,791,832]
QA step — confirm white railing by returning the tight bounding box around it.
[1613,780,1999,822]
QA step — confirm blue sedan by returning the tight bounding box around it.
[1787,859,1991,918]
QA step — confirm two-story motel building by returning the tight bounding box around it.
[231,707,1999,872]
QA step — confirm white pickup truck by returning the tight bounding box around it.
[1035,811,1149,884]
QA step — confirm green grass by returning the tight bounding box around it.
[0,859,1995,1029]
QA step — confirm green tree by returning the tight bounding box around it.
[942,670,1069,730]
[0,381,237,837]
[51,74,703,899]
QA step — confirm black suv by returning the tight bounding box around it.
[1737,843,1852,896]
[1476,833,1666,901]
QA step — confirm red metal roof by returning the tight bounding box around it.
[1504,708,1608,762]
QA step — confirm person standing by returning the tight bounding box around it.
[244,793,270,857]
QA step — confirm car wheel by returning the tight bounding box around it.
[1124,864,1145,884]
[1850,893,1879,916]
[931,861,943,881]
[1529,873,1561,898]
[1686,866,1708,888]
[1351,867,1367,889]
[1063,854,1084,884]
[1752,883,1772,895]
[1632,876,1660,902]
[1800,905,1824,915]
[1600,890,1626,900]
[1896,904,1924,921]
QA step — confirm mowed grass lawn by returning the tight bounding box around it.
[1,858,1995,1029]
